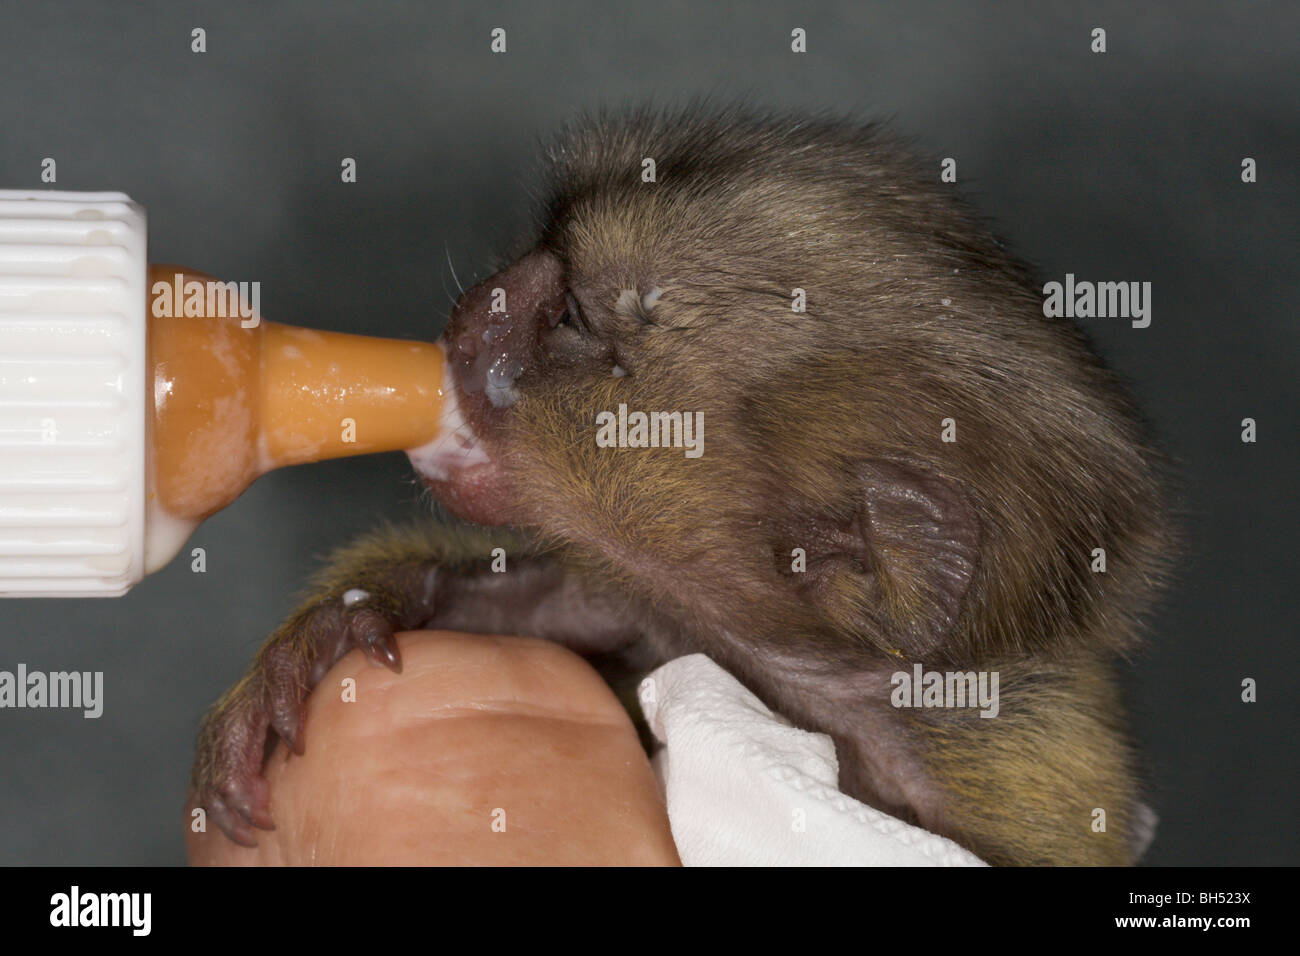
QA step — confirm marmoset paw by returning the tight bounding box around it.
[191,593,408,845]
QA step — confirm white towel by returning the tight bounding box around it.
[638,653,987,866]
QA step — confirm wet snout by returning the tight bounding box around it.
[445,249,566,409]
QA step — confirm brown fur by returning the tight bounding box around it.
[195,103,1173,864]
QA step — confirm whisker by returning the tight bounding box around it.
[445,242,466,296]
[438,269,459,310]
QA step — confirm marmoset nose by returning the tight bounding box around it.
[443,250,565,407]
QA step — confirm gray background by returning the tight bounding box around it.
[1,1,1296,865]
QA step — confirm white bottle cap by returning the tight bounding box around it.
[0,190,149,596]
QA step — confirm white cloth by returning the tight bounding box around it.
[638,654,987,866]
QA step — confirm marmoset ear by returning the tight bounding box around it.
[786,459,981,658]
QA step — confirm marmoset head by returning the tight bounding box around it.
[411,103,1171,663]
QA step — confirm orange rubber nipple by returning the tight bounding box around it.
[148,265,445,520]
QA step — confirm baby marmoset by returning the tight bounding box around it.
[193,103,1172,865]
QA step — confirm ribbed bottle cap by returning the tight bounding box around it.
[0,190,148,596]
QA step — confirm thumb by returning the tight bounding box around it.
[186,630,679,865]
